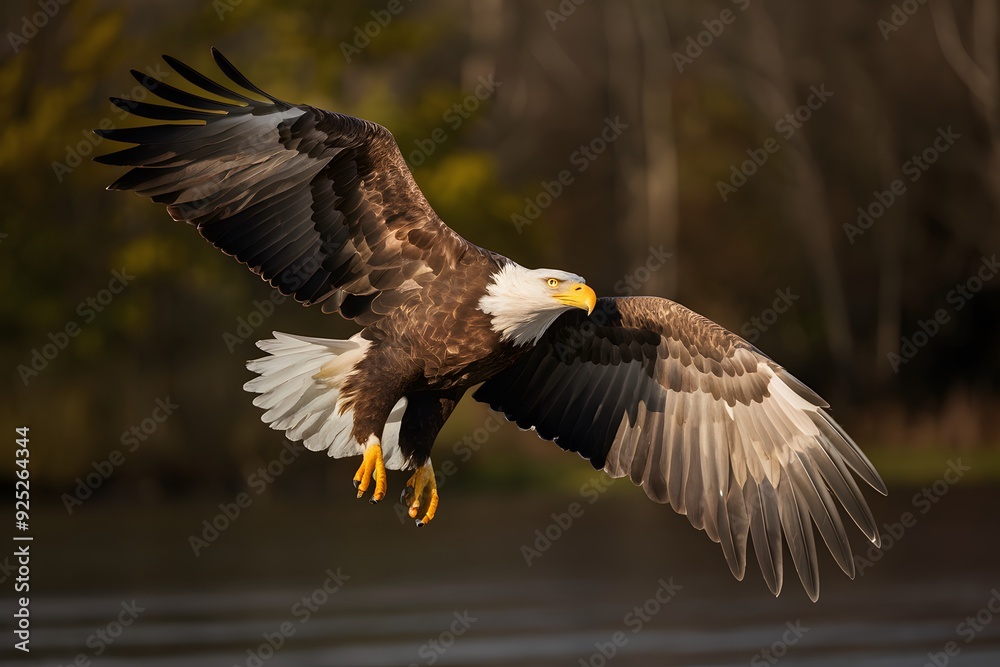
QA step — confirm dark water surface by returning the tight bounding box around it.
[4,482,999,666]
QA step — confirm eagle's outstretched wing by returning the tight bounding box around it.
[474,296,887,601]
[96,48,474,325]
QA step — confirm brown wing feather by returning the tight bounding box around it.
[96,48,475,325]
[474,296,887,601]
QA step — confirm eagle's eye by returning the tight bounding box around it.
[547,278,560,288]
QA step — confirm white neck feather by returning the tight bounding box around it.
[478,263,584,346]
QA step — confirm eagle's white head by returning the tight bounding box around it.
[478,262,597,346]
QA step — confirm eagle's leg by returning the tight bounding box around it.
[400,460,439,527]
[353,435,387,503]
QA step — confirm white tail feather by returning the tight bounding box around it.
[244,332,409,468]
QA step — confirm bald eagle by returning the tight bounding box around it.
[97,49,885,601]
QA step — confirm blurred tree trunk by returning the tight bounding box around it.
[635,0,678,297]
[738,9,854,369]
[930,0,1000,223]
[844,51,909,385]
[604,3,647,284]
[604,0,679,297]
[873,116,907,384]
[465,0,502,91]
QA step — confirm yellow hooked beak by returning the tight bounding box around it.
[555,283,597,315]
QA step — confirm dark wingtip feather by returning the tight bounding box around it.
[130,69,153,85]
[162,53,258,105]
[109,97,220,122]
[210,47,292,108]
[104,177,129,191]
[92,124,209,146]
[129,68,247,112]
[161,53,183,70]
[93,152,123,166]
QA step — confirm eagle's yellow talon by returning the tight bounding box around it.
[403,460,438,526]
[419,487,439,525]
[353,439,386,502]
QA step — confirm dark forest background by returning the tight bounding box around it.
[2,0,999,502]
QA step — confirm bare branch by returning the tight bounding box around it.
[634,0,678,296]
